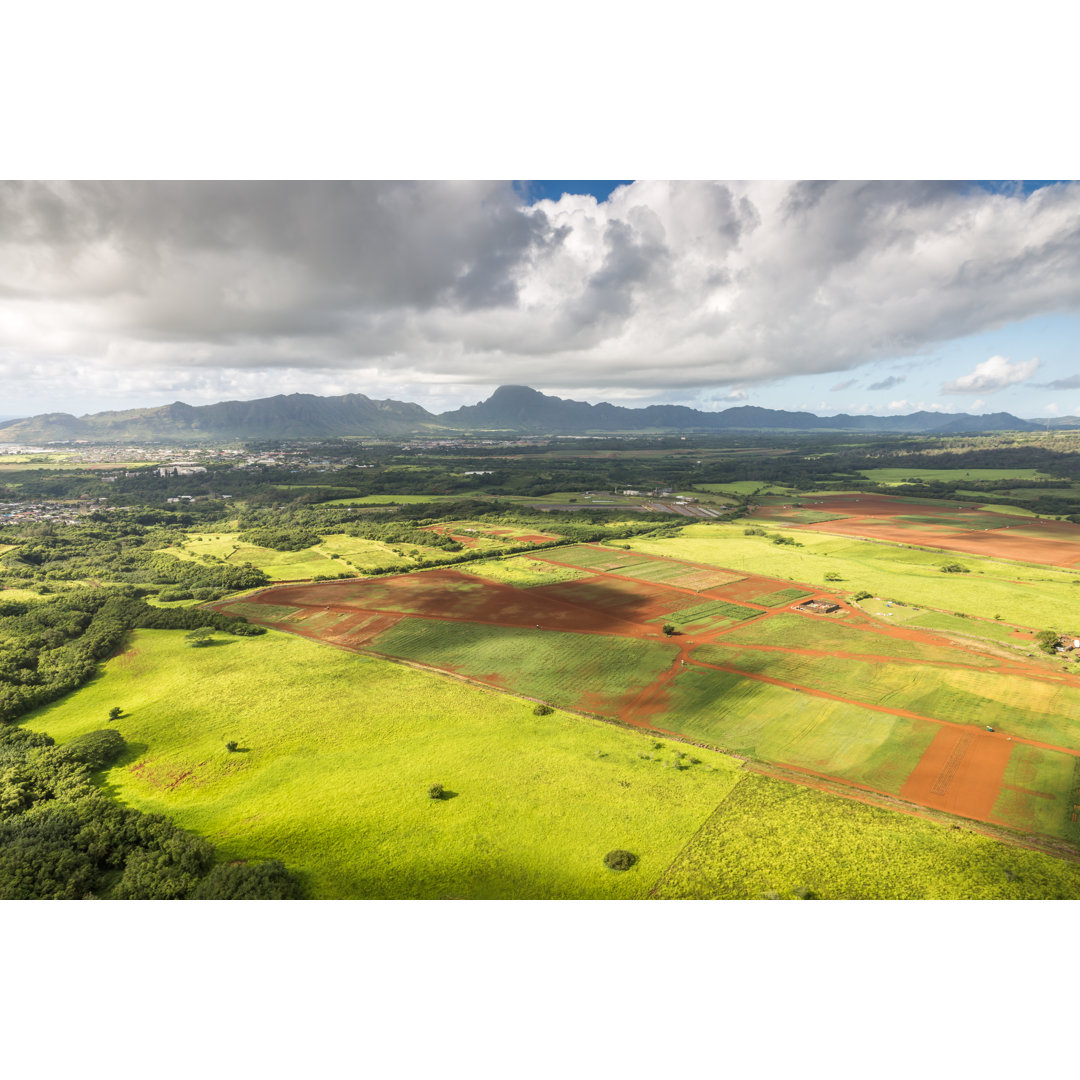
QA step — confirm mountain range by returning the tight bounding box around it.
[0,384,1068,443]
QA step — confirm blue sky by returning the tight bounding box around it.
[1,180,1077,420]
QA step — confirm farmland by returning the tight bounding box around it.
[215,536,1080,847]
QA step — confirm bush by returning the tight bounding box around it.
[53,728,127,770]
[225,740,239,752]
[853,591,872,601]
[158,589,194,602]
[939,562,969,573]
[532,704,553,716]
[823,572,842,582]
[603,849,638,872]
[192,860,303,899]
[661,623,676,636]
[428,783,444,799]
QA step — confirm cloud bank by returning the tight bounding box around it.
[1,180,1079,409]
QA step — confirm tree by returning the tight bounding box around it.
[428,783,445,799]
[185,627,216,647]
[532,704,553,716]
[604,849,637,871]
[823,571,842,582]
[661,623,676,636]
[108,706,122,721]
[1035,629,1061,655]
[192,860,303,899]
[225,740,239,752]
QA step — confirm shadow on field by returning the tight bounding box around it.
[432,789,459,800]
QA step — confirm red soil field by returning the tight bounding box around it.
[899,726,1013,821]
[809,517,1080,567]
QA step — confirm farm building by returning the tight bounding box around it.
[795,599,841,614]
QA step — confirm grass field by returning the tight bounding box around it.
[718,612,997,665]
[159,530,452,580]
[857,598,1028,646]
[624,524,1080,629]
[19,628,744,899]
[458,556,589,588]
[991,745,1080,841]
[660,666,937,793]
[314,494,465,506]
[650,772,1080,899]
[695,644,1080,750]
[368,617,678,715]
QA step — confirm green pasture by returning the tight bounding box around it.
[459,556,589,588]
[860,467,1058,485]
[0,586,43,603]
[160,530,453,580]
[623,524,1080,629]
[19,628,742,899]
[757,508,850,524]
[661,666,936,793]
[651,772,1080,899]
[719,612,996,666]
[0,461,154,472]
[367,618,678,716]
[541,544,645,571]
[857,598,1027,646]
[955,498,1048,516]
[695,644,1080,751]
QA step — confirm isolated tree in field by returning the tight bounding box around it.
[532,704,553,716]
[604,849,637,872]
[225,740,239,753]
[185,627,216,648]
[428,783,444,800]
[108,707,122,721]
[823,571,842,582]
[1035,629,1061,654]
[662,623,676,636]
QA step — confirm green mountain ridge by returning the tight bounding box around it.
[0,384,1058,443]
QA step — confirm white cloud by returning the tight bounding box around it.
[1046,403,1061,415]
[720,389,748,402]
[942,355,1040,394]
[1,181,1079,411]
[971,398,986,411]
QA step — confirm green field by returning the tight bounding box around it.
[750,587,811,607]
[860,467,1058,485]
[368,617,678,715]
[991,744,1079,840]
[857,598,1029,646]
[160,530,452,580]
[624,524,1080,629]
[660,666,936,793]
[695,644,1080,751]
[315,494,463,506]
[719,612,997,665]
[19,629,743,899]
[651,772,1080,899]
[649,600,762,634]
[458,556,589,588]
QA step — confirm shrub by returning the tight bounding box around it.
[823,571,842,582]
[53,728,127,770]
[661,623,676,636]
[853,591,872,601]
[532,704,553,716]
[428,783,444,800]
[603,849,638,872]
[225,740,239,752]
[192,860,303,899]
[939,562,969,573]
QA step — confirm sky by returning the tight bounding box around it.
[2,179,1079,421]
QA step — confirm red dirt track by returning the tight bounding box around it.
[900,726,1013,819]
